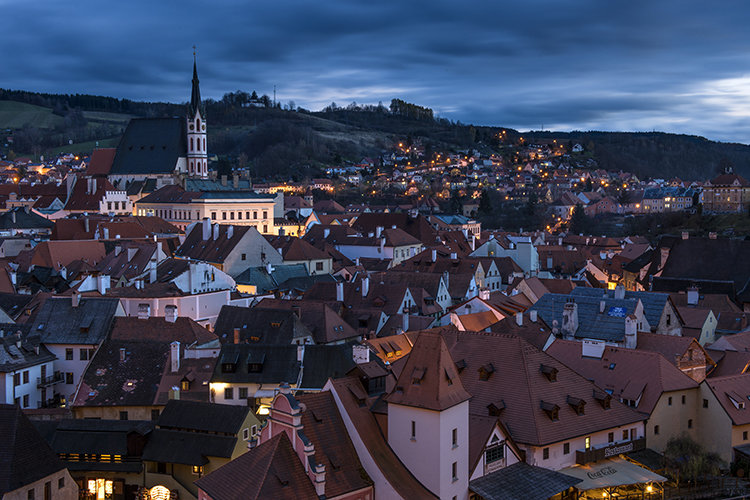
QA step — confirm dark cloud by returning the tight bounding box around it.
[3,0,750,142]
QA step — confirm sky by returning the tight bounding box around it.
[3,0,750,143]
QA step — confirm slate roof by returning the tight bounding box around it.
[211,343,301,385]
[571,287,669,328]
[110,118,187,175]
[32,296,121,345]
[0,207,54,230]
[299,343,357,388]
[213,306,313,345]
[530,293,640,342]
[255,298,360,344]
[136,184,201,204]
[469,461,581,500]
[194,432,319,500]
[142,428,237,465]
[0,404,66,495]
[0,293,34,320]
[0,330,55,373]
[234,263,309,294]
[157,400,249,434]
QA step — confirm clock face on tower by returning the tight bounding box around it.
[202,125,206,131]
[190,124,194,131]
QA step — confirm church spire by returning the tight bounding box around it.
[189,47,203,118]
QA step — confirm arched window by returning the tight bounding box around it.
[190,161,193,173]
[190,138,193,151]
[196,118,201,129]
[203,138,206,151]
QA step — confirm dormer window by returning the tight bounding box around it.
[270,322,281,328]
[247,352,265,373]
[567,396,586,416]
[487,400,505,416]
[540,364,558,382]
[479,363,495,381]
[541,401,559,421]
[593,389,612,410]
[411,367,426,385]
[181,380,190,391]
[455,359,467,372]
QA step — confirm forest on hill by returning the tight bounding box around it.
[2,88,749,181]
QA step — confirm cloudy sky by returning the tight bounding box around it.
[4,0,750,142]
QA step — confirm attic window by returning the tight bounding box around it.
[455,359,467,372]
[80,317,93,333]
[608,363,616,370]
[540,364,558,382]
[593,390,612,409]
[222,363,236,373]
[478,363,495,381]
[487,400,505,416]
[412,367,426,385]
[270,322,281,328]
[444,368,454,386]
[567,396,586,416]
[541,401,560,421]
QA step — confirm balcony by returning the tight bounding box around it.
[576,437,646,465]
[37,372,64,388]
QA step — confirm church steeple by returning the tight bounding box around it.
[189,51,203,118]
[186,47,208,178]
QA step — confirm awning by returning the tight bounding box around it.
[560,457,666,491]
[469,462,581,500]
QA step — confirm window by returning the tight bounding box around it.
[263,225,268,233]
[243,428,249,440]
[237,212,242,220]
[543,447,549,460]
[666,314,671,326]
[688,419,693,429]
[623,430,628,441]
[211,212,217,220]
[246,211,251,219]
[251,424,258,436]
[181,380,190,391]
[239,387,248,399]
[452,428,458,448]
[119,411,128,421]
[230,212,234,220]
[315,262,324,272]
[44,482,51,500]
[411,420,416,439]
[23,370,29,384]
[58,477,64,489]
[452,461,458,481]
[222,212,227,220]
[630,428,636,440]
[486,444,504,463]
[585,437,591,450]
[241,253,247,261]
[263,211,268,219]
[608,432,614,443]
[703,398,709,408]
[27,489,34,500]
[744,431,748,441]
[654,425,660,435]
[151,409,160,421]
[253,211,258,220]
[225,387,234,400]
[13,373,20,386]
[66,348,73,360]
[668,396,672,406]
[66,372,73,384]
[682,395,686,404]
[80,348,89,361]
[563,442,570,455]
[192,465,204,475]
[22,395,29,408]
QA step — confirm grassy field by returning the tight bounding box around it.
[82,110,135,125]
[0,101,63,129]
[45,136,121,156]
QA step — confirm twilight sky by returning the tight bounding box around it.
[4,0,750,143]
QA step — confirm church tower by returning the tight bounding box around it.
[187,52,208,178]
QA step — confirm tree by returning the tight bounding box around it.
[663,434,723,485]
[478,189,492,214]
[449,190,463,215]
[569,203,589,234]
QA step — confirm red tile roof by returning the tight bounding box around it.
[704,374,750,425]
[85,148,116,176]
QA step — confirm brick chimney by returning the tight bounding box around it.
[165,305,177,323]
[137,303,150,320]
[202,218,211,240]
[233,328,240,345]
[170,341,180,373]
[562,300,578,340]
[336,281,344,302]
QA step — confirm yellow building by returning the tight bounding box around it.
[703,172,750,213]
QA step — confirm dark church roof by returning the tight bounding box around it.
[110,117,187,175]
[189,58,204,118]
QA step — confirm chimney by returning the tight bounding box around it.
[558,236,563,245]
[352,344,370,364]
[562,300,578,340]
[84,217,90,233]
[431,249,437,262]
[149,260,157,284]
[681,231,689,240]
[165,305,177,323]
[375,226,383,238]
[470,234,476,251]
[362,276,369,297]
[379,237,385,254]
[233,174,239,189]
[479,288,490,300]
[233,328,240,345]
[103,227,109,239]
[402,312,409,332]
[313,463,326,497]
[600,299,606,314]
[336,281,344,302]
[708,232,717,240]
[614,283,625,300]
[529,310,538,322]
[97,275,111,295]
[11,210,15,224]
[127,248,137,261]
[137,303,150,320]
[277,247,283,256]
[213,224,220,240]
[297,344,305,362]
[221,174,228,186]
[625,315,637,349]
[202,218,211,240]
[71,293,80,308]
[170,341,180,373]
[515,311,523,326]
[323,228,330,238]
[119,347,126,362]
[687,287,699,306]
[265,262,273,275]
[227,225,234,239]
